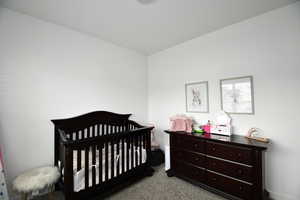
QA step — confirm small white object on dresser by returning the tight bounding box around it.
[210,111,232,136]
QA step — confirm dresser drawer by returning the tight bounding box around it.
[207,157,253,183]
[207,171,252,200]
[172,148,206,168]
[172,159,205,182]
[207,141,252,165]
[171,134,205,153]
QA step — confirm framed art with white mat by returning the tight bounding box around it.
[220,76,254,114]
[185,81,209,113]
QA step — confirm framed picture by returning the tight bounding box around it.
[185,81,209,113]
[220,76,254,114]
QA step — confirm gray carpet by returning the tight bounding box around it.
[38,166,226,200]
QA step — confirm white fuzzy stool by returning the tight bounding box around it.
[13,166,60,200]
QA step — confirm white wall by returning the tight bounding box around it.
[148,2,300,200]
[0,7,148,187]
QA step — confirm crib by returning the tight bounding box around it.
[51,111,154,200]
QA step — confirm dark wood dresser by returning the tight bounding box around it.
[165,131,269,200]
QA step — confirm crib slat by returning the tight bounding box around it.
[143,131,146,149]
[105,140,108,181]
[87,127,90,138]
[135,135,138,167]
[97,124,101,136]
[92,144,96,186]
[126,133,130,171]
[116,129,120,176]
[77,131,83,171]
[110,124,114,178]
[76,131,81,171]
[98,144,103,184]
[131,134,134,169]
[111,139,115,178]
[139,134,142,165]
[146,130,151,165]
[77,130,80,140]
[110,125,115,178]
[101,124,104,136]
[80,130,83,140]
[77,150,82,171]
[85,147,89,189]
[122,134,125,173]
[93,125,96,137]
[75,130,79,141]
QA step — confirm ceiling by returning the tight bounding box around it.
[1,0,298,55]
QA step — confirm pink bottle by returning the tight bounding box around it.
[203,120,211,133]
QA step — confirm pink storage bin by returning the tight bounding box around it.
[170,115,193,133]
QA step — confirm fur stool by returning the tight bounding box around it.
[12,166,60,200]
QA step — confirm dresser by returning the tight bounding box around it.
[165,131,269,200]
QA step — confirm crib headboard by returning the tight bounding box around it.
[51,111,131,132]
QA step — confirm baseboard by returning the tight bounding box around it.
[269,190,298,200]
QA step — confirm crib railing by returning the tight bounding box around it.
[61,120,140,141]
[53,116,153,200]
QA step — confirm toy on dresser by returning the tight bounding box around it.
[210,111,232,136]
[169,115,193,133]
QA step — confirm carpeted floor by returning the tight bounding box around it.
[38,165,226,200]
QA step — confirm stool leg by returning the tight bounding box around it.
[23,193,28,200]
[48,185,55,200]
[48,192,54,200]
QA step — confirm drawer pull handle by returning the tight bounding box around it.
[212,177,217,181]
[194,143,199,148]
[212,147,216,151]
[195,158,200,161]
[239,186,244,191]
[237,153,242,157]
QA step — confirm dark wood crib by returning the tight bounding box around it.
[51,111,154,200]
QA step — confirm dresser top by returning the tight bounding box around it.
[165,130,269,150]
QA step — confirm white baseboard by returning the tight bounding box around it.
[269,190,298,200]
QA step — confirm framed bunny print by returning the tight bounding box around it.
[185,81,209,113]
